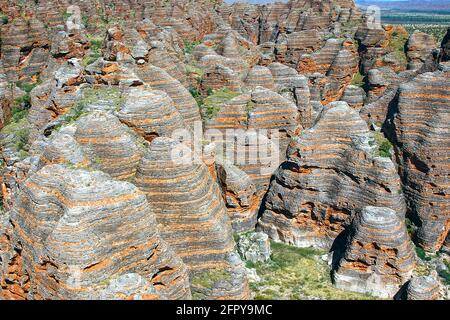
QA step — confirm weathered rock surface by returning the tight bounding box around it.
[237,232,271,263]
[204,87,300,193]
[136,64,201,129]
[73,111,143,181]
[216,160,258,233]
[259,102,406,249]
[333,206,416,298]
[407,32,438,71]
[134,137,249,299]
[1,164,191,300]
[116,87,185,142]
[405,276,441,300]
[341,85,365,110]
[389,71,450,252]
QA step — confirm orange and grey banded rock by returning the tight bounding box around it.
[135,64,201,128]
[73,111,143,181]
[116,87,185,142]
[200,64,243,94]
[405,276,441,300]
[204,87,300,192]
[284,30,322,67]
[359,68,418,124]
[333,206,416,298]
[134,137,249,299]
[2,164,191,300]
[216,160,258,233]
[0,17,50,82]
[200,53,249,76]
[390,71,450,252]
[407,32,438,71]
[259,102,406,249]
[267,62,313,127]
[341,85,365,110]
[244,65,275,90]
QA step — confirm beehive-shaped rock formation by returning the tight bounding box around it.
[333,206,416,298]
[134,138,249,299]
[204,87,300,193]
[216,160,259,233]
[244,65,275,90]
[259,102,406,249]
[116,87,185,142]
[200,64,243,94]
[405,276,441,300]
[135,64,201,129]
[391,71,450,252]
[73,111,143,181]
[407,32,438,71]
[341,85,365,110]
[1,164,191,300]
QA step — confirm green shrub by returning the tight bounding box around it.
[373,132,393,158]
[415,246,432,261]
[185,64,205,78]
[191,268,232,291]
[200,88,240,121]
[387,31,409,64]
[16,79,41,94]
[439,261,450,285]
[82,36,104,67]
[52,87,124,132]
[183,40,201,55]
[351,71,365,87]
[1,107,30,158]
[62,12,73,21]
[1,14,8,24]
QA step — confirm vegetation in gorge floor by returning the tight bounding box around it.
[247,241,375,300]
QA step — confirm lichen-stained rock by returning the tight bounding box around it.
[135,64,201,129]
[192,43,217,61]
[73,111,143,181]
[134,137,249,299]
[359,69,420,125]
[116,87,185,142]
[237,232,271,263]
[2,164,191,300]
[333,206,416,298]
[298,38,343,74]
[407,32,438,71]
[405,276,441,300]
[147,40,188,87]
[244,65,275,91]
[390,71,450,252]
[216,160,258,233]
[366,67,400,104]
[258,102,406,249]
[341,85,365,110]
